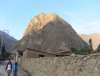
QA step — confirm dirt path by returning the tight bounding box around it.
[0,61,9,76]
[0,65,8,76]
[0,60,29,76]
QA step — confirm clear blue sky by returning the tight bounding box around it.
[0,0,100,39]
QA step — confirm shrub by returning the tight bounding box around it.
[0,44,11,60]
[96,44,100,53]
[71,48,90,55]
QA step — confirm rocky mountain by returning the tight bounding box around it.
[14,13,88,57]
[81,33,100,50]
[0,31,17,53]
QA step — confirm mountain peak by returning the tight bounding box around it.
[36,12,59,20]
[25,13,64,34]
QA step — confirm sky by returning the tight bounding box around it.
[0,0,100,40]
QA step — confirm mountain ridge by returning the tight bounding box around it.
[0,31,17,52]
[80,33,100,50]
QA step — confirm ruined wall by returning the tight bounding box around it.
[21,53,100,76]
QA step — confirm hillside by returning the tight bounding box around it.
[0,31,17,52]
[81,33,100,50]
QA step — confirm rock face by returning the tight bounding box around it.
[0,31,17,53]
[81,33,100,50]
[15,13,88,57]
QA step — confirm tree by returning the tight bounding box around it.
[96,44,100,53]
[0,37,2,54]
[1,44,6,57]
[89,38,94,53]
[0,38,10,60]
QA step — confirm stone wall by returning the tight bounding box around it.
[21,53,100,76]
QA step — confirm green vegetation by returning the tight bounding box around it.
[71,48,90,55]
[0,37,11,60]
[96,44,100,53]
[0,45,11,60]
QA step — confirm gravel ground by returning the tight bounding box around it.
[0,61,10,76]
[0,60,25,76]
